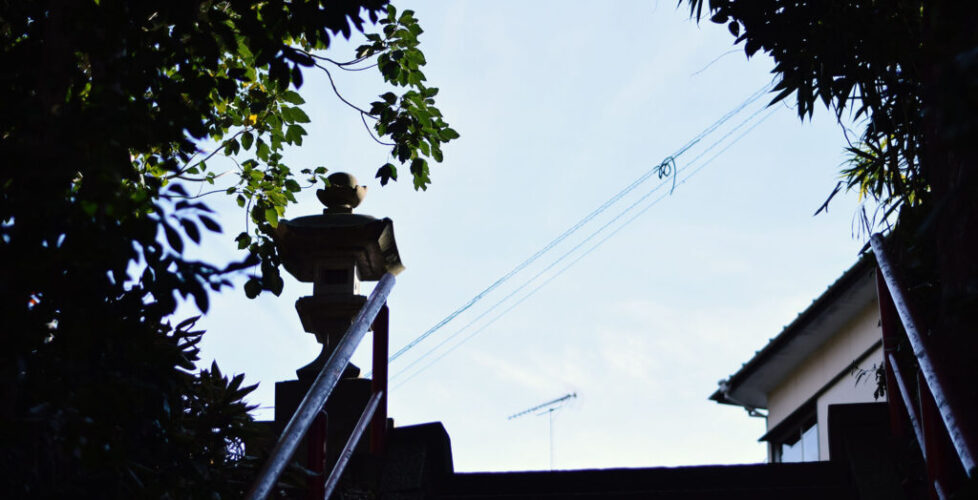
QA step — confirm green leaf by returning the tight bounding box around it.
[280,106,295,124]
[410,157,430,190]
[286,124,306,145]
[223,138,240,156]
[728,21,740,37]
[199,215,221,233]
[256,140,270,160]
[180,219,201,244]
[235,232,251,250]
[376,163,397,185]
[163,223,183,253]
[244,278,262,298]
[263,268,284,295]
[80,200,98,216]
[290,107,310,123]
[280,90,305,105]
[241,131,254,150]
[291,64,304,88]
[264,208,279,228]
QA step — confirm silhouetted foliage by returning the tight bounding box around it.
[679,0,978,315]
[0,1,453,497]
[683,1,978,493]
[684,0,933,222]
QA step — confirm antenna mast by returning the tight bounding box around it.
[507,392,577,469]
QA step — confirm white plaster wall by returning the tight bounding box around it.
[815,343,885,459]
[766,300,882,434]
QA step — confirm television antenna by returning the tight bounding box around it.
[507,392,577,469]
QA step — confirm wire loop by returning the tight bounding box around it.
[656,156,678,194]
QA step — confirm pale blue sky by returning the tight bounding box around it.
[184,1,869,471]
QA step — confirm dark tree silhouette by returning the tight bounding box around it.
[683,0,978,488]
[0,1,454,497]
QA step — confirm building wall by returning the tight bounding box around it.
[814,343,884,459]
[766,300,883,460]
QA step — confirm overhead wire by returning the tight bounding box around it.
[386,110,773,382]
[391,102,775,378]
[391,105,781,387]
[384,81,775,366]
[394,106,780,387]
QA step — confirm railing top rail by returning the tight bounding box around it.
[322,391,383,500]
[245,273,396,500]
[870,234,976,476]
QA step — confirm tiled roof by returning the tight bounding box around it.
[709,253,877,410]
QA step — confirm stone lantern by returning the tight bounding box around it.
[274,172,404,379]
[270,172,403,497]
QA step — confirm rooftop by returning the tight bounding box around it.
[709,253,877,411]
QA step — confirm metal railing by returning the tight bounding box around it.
[871,234,977,496]
[245,273,396,500]
[322,391,383,498]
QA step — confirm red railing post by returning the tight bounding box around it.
[370,304,389,455]
[306,412,328,500]
[245,274,395,500]
[919,371,949,500]
[877,268,907,439]
[871,234,978,498]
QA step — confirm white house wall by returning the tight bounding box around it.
[766,300,883,456]
[814,342,884,459]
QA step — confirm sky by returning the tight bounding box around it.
[182,1,871,472]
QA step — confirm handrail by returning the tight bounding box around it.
[870,234,976,476]
[245,273,396,500]
[885,352,926,460]
[322,391,383,499]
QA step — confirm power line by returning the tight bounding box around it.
[568,106,782,270]
[390,165,678,382]
[384,82,775,365]
[391,103,775,383]
[391,106,780,388]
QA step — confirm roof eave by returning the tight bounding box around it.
[709,253,876,411]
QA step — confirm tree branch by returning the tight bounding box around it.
[169,129,247,179]
[297,49,380,71]
[314,62,376,117]
[362,112,395,146]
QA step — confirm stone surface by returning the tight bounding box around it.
[317,172,367,214]
[275,215,404,282]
